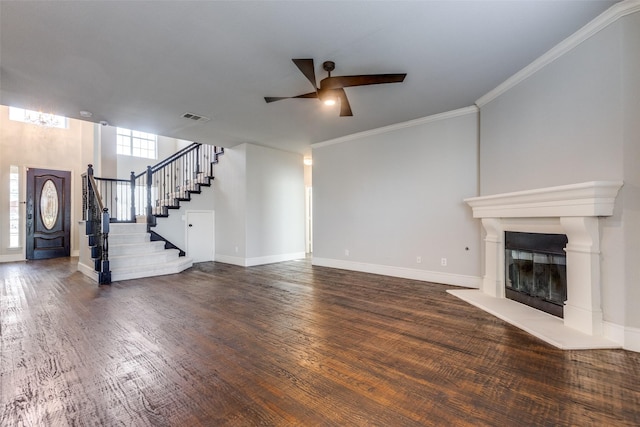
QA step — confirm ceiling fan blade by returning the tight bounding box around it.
[292,58,318,91]
[321,74,406,90]
[264,92,318,103]
[335,88,352,117]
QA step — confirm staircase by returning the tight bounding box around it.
[80,143,223,284]
[108,223,193,281]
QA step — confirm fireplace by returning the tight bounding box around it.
[504,232,567,318]
[463,181,623,337]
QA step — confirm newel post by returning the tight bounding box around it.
[146,166,154,229]
[99,208,111,284]
[130,171,136,221]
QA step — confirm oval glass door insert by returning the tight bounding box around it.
[40,179,59,229]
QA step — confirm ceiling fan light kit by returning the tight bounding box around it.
[265,58,406,117]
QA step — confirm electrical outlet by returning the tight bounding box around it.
[441,257,447,266]
[345,249,350,256]
[416,256,422,263]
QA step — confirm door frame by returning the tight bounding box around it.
[25,167,72,260]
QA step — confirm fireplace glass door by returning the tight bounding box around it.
[505,232,567,318]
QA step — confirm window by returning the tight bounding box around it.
[8,107,68,129]
[9,166,20,248]
[117,127,157,159]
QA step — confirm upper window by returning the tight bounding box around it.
[117,127,157,159]
[9,107,68,129]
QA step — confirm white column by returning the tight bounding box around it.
[481,218,504,298]
[560,216,603,336]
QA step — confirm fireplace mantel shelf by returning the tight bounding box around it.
[464,181,623,218]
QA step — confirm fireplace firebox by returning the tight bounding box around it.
[505,232,568,318]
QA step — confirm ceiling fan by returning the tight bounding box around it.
[265,59,407,117]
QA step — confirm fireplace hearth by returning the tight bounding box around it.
[505,232,567,318]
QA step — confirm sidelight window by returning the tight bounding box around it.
[9,166,20,248]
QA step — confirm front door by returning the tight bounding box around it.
[26,168,71,259]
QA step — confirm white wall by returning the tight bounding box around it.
[312,107,481,287]
[214,144,247,263]
[621,11,640,342]
[478,8,640,348]
[245,144,305,264]
[479,20,624,195]
[214,143,305,266]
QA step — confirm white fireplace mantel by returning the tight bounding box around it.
[456,181,623,347]
[464,181,623,219]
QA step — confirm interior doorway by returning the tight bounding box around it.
[25,168,71,259]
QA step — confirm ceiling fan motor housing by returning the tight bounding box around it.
[322,61,336,73]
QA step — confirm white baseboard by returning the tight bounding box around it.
[599,321,640,353]
[214,254,246,266]
[0,253,25,263]
[77,261,98,282]
[311,257,481,288]
[215,252,306,267]
[246,252,306,267]
[624,325,640,352]
[602,321,626,345]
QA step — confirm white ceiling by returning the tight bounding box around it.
[0,0,619,155]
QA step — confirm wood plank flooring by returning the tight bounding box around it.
[1,257,639,426]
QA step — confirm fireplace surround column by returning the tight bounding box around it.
[561,216,603,335]
[481,218,504,298]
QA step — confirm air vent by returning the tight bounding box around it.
[181,112,211,122]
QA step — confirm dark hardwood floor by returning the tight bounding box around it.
[1,257,639,426]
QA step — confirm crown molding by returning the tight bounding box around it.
[476,0,640,107]
[311,105,478,149]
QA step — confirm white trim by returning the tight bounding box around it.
[246,252,306,267]
[77,261,99,282]
[215,252,306,267]
[477,0,640,107]
[212,254,246,266]
[624,326,640,352]
[603,320,626,345]
[312,257,481,288]
[0,254,25,263]
[311,106,478,149]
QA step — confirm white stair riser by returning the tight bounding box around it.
[111,259,193,281]
[109,234,150,245]
[110,250,181,269]
[109,223,148,234]
[110,241,166,256]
